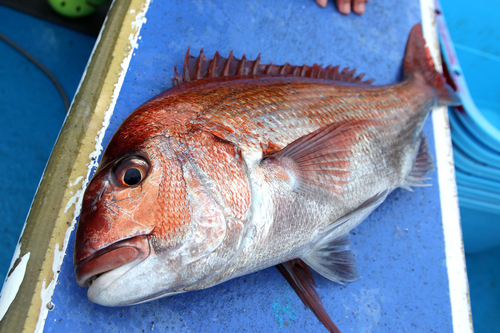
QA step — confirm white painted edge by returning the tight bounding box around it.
[432,108,473,333]
[33,1,152,332]
[0,174,32,321]
[0,245,30,321]
[420,0,473,332]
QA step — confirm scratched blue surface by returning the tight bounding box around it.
[45,0,453,332]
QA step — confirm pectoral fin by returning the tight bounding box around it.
[262,120,372,200]
[276,259,342,333]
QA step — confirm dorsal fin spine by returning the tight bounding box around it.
[172,48,375,87]
[251,54,261,75]
[237,54,247,75]
[265,61,273,75]
[280,62,289,75]
[324,65,332,80]
[311,64,319,78]
[194,48,205,80]
[183,47,191,83]
[300,65,307,77]
[207,51,219,78]
[222,51,233,76]
[346,68,355,81]
[340,67,349,81]
[172,66,181,86]
[355,73,365,83]
[332,65,340,80]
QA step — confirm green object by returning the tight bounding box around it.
[48,0,108,18]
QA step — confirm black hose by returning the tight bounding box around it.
[0,31,70,111]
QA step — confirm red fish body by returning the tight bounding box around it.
[74,24,458,331]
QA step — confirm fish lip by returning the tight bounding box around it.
[74,235,150,288]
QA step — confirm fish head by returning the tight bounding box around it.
[74,106,251,306]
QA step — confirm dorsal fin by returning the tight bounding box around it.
[172,48,374,86]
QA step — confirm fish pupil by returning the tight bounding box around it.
[123,168,142,186]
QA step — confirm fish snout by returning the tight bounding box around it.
[74,235,150,288]
[74,178,113,264]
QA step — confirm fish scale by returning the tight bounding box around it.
[186,79,429,153]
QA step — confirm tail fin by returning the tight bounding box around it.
[403,24,460,106]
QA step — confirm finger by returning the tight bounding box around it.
[352,0,367,14]
[316,0,328,8]
[336,0,351,14]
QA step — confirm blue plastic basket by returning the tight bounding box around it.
[437,0,500,253]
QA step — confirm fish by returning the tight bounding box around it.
[74,23,459,332]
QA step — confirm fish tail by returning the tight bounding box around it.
[403,24,460,106]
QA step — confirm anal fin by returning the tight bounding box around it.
[276,259,342,333]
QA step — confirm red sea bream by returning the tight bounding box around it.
[74,24,459,332]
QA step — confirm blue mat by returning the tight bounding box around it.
[39,0,459,332]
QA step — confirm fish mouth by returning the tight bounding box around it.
[75,235,150,288]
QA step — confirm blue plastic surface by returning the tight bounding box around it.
[453,147,500,182]
[459,202,500,253]
[439,0,500,153]
[465,245,500,333]
[455,170,500,195]
[43,1,455,332]
[449,110,500,166]
[458,186,500,207]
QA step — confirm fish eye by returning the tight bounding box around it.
[114,156,150,187]
[123,168,142,186]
